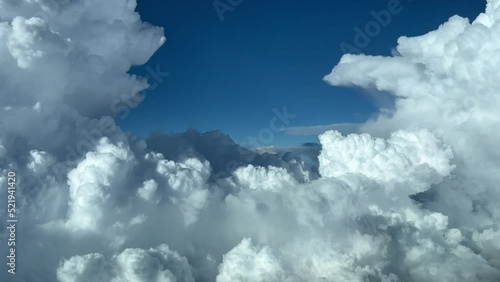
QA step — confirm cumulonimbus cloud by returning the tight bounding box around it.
[1,0,500,281]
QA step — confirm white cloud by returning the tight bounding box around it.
[318,129,455,194]
[57,245,194,282]
[154,156,211,225]
[233,165,298,192]
[66,138,135,232]
[216,238,286,282]
[324,0,500,241]
[138,179,159,203]
[56,253,113,282]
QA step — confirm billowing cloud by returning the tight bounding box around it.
[318,129,455,194]
[1,0,500,281]
[325,0,500,272]
[146,129,317,182]
[216,238,286,282]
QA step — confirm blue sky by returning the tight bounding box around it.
[120,0,485,146]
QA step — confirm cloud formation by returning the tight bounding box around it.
[57,244,195,282]
[146,129,318,183]
[282,122,361,136]
[1,0,500,281]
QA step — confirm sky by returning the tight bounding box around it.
[120,0,485,146]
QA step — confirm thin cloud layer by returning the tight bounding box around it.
[0,0,499,281]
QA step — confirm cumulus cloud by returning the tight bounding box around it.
[65,138,136,232]
[325,0,500,264]
[318,129,455,194]
[216,238,286,282]
[57,244,194,282]
[146,129,318,183]
[282,122,361,136]
[2,0,500,281]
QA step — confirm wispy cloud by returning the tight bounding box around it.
[282,122,361,136]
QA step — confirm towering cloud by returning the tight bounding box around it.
[324,0,500,276]
[1,0,500,281]
[146,129,318,183]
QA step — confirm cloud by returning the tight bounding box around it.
[57,244,195,282]
[146,129,317,182]
[318,129,455,194]
[65,137,136,232]
[1,0,500,281]
[216,238,286,282]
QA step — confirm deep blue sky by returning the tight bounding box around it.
[120,0,485,147]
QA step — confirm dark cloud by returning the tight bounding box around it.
[146,129,319,182]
